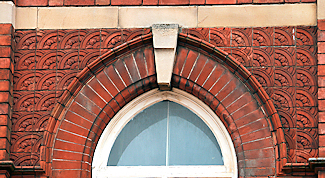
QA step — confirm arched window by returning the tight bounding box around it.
[92,89,237,178]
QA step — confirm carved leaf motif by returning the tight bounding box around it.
[275,53,288,66]
[297,73,310,86]
[233,34,245,46]
[296,94,311,107]
[20,99,34,111]
[275,33,288,45]
[273,94,288,108]
[275,74,289,86]
[253,53,266,66]
[253,34,266,46]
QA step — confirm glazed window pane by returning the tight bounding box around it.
[107,101,223,166]
[107,101,168,166]
[168,102,223,165]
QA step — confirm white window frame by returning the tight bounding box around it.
[92,88,238,178]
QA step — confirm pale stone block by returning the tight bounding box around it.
[15,7,37,29]
[198,4,316,27]
[118,7,197,28]
[152,24,178,49]
[0,2,15,27]
[154,48,176,89]
[152,24,178,90]
[38,7,118,29]
[318,0,325,19]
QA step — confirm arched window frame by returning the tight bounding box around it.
[92,88,238,178]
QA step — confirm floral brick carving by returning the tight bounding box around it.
[12,25,318,174]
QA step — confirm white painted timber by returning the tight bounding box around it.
[0,1,16,27]
[152,24,178,90]
[13,4,317,29]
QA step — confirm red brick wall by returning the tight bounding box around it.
[318,20,325,158]
[0,23,15,178]
[12,0,315,6]
[10,26,317,177]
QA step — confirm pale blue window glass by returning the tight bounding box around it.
[107,101,223,166]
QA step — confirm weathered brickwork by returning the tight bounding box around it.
[10,26,317,177]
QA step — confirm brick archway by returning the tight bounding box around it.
[43,33,286,177]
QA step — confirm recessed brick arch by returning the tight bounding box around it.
[42,33,286,177]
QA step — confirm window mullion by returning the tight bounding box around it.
[166,101,170,166]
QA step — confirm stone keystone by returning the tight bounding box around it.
[152,24,179,91]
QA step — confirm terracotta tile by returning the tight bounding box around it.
[274,67,296,87]
[34,70,57,91]
[253,27,274,46]
[79,29,101,49]
[183,28,209,42]
[15,30,37,50]
[252,67,274,88]
[274,27,294,46]
[57,50,79,70]
[79,49,100,69]
[100,29,123,49]
[14,70,35,91]
[56,70,78,91]
[36,30,58,50]
[34,91,56,111]
[296,67,317,87]
[58,30,80,50]
[209,28,231,47]
[252,47,274,67]
[274,47,295,67]
[296,88,317,108]
[14,50,36,71]
[231,47,252,67]
[296,26,317,46]
[35,50,57,70]
[272,87,295,108]
[295,149,318,163]
[296,107,317,128]
[278,109,296,128]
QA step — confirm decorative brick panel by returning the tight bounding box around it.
[36,33,284,177]
[11,26,318,177]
